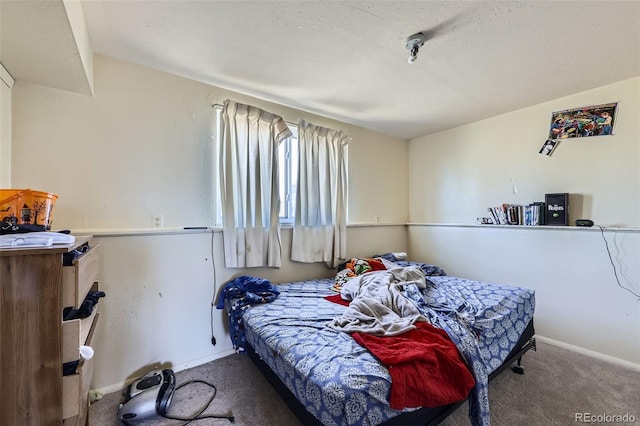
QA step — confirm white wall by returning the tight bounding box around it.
[409,225,639,366]
[0,62,12,187]
[409,77,640,367]
[10,54,409,392]
[12,55,408,230]
[409,77,639,227]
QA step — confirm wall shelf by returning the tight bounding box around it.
[66,227,214,238]
[407,223,640,233]
[57,222,640,238]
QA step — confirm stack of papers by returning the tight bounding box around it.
[0,232,75,248]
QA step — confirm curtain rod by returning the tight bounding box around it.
[211,102,297,128]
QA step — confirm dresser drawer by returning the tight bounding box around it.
[62,243,101,310]
[62,302,99,364]
[63,312,99,422]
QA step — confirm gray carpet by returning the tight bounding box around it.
[90,340,640,425]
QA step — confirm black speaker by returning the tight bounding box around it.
[545,193,569,226]
[575,219,594,227]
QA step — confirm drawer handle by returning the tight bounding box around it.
[62,244,91,266]
[63,290,106,321]
[80,345,94,360]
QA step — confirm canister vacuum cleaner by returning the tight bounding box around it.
[117,368,234,425]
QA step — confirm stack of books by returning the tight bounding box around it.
[487,202,546,225]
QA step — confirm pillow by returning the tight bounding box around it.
[373,252,447,276]
[333,257,387,292]
[393,260,447,277]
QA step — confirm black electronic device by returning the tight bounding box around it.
[545,193,569,226]
[575,219,594,227]
[118,368,175,425]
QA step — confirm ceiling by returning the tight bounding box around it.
[2,1,640,140]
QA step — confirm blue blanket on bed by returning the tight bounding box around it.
[404,281,490,425]
[216,275,280,352]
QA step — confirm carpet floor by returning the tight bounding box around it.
[90,340,639,425]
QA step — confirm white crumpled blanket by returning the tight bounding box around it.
[327,265,429,336]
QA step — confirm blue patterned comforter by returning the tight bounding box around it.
[241,275,535,426]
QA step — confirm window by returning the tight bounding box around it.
[278,126,298,224]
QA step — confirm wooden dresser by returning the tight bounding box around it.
[0,236,102,426]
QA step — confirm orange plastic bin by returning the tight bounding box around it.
[0,189,59,230]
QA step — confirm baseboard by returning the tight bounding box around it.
[93,348,237,395]
[172,348,237,373]
[536,335,640,372]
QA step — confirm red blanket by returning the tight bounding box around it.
[352,322,475,410]
[324,293,350,306]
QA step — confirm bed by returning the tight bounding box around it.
[221,258,536,426]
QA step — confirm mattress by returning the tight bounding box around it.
[242,274,535,426]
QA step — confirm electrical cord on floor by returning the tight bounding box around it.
[160,379,235,425]
[596,225,640,300]
[210,229,217,346]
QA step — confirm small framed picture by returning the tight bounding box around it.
[539,139,559,156]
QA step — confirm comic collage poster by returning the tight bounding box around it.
[548,102,617,139]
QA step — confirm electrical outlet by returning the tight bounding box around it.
[152,214,163,228]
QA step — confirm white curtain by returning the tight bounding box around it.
[218,100,291,268]
[291,119,350,267]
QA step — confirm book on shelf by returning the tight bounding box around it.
[532,201,545,225]
[486,202,545,226]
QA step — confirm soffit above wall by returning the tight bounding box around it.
[0,0,93,96]
[0,62,14,88]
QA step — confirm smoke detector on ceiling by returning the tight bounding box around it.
[405,32,426,64]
